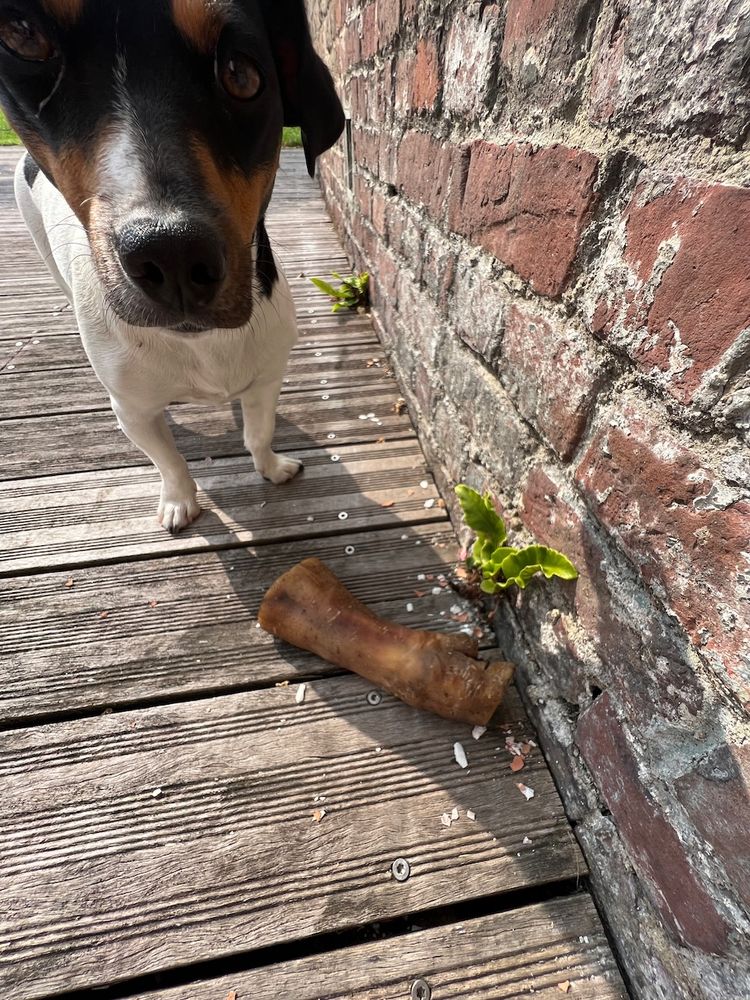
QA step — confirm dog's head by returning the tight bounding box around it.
[0,0,344,331]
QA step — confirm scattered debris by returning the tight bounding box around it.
[511,756,525,773]
[451,807,459,822]
[523,836,533,845]
[312,808,326,822]
[466,810,476,821]
[393,398,406,414]
[276,680,290,688]
[517,783,535,800]
[441,813,452,828]
[424,499,436,509]
[226,990,238,1000]
[420,480,429,489]
[152,788,163,798]
[295,683,306,704]
[64,578,74,588]
[406,603,414,612]
[558,982,571,994]
[454,742,468,769]
[472,726,486,741]
[381,500,395,508]
[148,600,158,608]
[99,611,109,620]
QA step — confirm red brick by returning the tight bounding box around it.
[376,0,400,52]
[674,744,750,911]
[396,131,465,220]
[577,693,731,955]
[454,142,599,297]
[588,1,750,145]
[595,177,750,407]
[576,401,750,708]
[501,306,605,459]
[360,2,377,60]
[412,39,440,109]
[448,259,507,363]
[352,126,379,174]
[444,7,503,115]
[344,15,361,65]
[520,467,706,722]
[501,0,598,114]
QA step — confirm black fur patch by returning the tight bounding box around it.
[23,154,40,188]
[255,217,278,298]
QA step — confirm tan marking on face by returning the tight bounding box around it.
[33,143,101,229]
[172,0,226,54]
[192,138,277,245]
[42,0,84,25]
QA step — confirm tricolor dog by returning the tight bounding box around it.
[0,0,344,531]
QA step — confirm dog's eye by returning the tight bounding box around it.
[219,51,262,101]
[0,17,55,62]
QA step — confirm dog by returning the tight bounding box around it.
[1,0,344,532]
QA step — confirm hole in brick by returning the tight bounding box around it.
[590,684,603,700]
[386,183,397,197]
[601,806,612,818]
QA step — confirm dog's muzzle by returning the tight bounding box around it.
[115,217,227,318]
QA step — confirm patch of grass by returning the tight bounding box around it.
[282,126,302,148]
[0,109,21,146]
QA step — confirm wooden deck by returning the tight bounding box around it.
[0,147,627,999]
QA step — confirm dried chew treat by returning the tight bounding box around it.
[258,557,514,726]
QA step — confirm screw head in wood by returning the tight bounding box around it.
[391,857,411,882]
[410,979,431,1000]
[367,690,383,706]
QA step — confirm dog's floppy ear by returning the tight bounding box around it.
[261,0,345,176]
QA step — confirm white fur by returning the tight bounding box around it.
[15,159,301,533]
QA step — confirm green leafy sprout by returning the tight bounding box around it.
[455,484,579,595]
[310,272,370,313]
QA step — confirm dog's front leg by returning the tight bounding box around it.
[241,378,303,484]
[110,397,200,534]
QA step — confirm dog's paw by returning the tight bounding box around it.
[158,486,201,534]
[258,452,304,485]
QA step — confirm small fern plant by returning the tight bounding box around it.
[310,272,370,313]
[455,485,579,594]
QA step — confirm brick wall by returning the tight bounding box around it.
[307,2,750,996]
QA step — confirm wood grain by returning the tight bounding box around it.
[0,524,495,721]
[140,896,627,1000]
[0,343,394,418]
[0,674,586,996]
[0,382,412,480]
[0,439,445,574]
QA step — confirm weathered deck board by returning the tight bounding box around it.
[0,382,412,480]
[0,524,495,721]
[0,343,393,417]
[0,675,585,997]
[0,322,379,371]
[0,439,444,574]
[140,896,626,1000]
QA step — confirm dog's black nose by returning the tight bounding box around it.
[116,220,226,315]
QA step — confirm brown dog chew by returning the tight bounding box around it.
[258,558,515,726]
